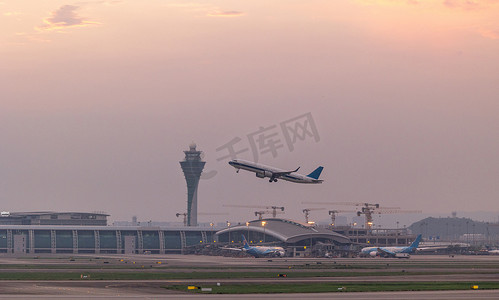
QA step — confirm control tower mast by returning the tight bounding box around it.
[179,143,205,226]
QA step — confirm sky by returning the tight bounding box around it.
[1,0,498,227]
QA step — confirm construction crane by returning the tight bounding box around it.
[328,210,355,227]
[176,213,187,226]
[357,206,422,230]
[223,204,285,218]
[254,210,285,220]
[356,203,384,230]
[302,208,325,223]
[302,201,421,230]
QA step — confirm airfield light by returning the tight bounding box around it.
[307,221,315,225]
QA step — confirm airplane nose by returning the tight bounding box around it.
[228,161,234,166]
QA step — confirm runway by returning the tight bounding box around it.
[0,290,498,300]
[0,254,498,297]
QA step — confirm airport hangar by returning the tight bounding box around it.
[0,213,351,255]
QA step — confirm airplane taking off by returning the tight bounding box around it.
[228,159,323,183]
[360,234,422,258]
[227,235,285,257]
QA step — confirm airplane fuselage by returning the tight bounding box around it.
[361,246,414,256]
[229,159,323,184]
[246,246,285,257]
[361,235,422,257]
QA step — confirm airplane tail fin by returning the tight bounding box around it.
[410,234,422,248]
[307,166,324,179]
[241,234,250,249]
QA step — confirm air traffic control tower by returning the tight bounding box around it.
[179,143,205,226]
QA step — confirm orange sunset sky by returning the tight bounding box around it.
[1,1,498,225]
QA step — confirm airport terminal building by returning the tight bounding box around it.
[0,212,220,254]
[215,218,352,256]
[0,224,218,254]
[0,214,351,256]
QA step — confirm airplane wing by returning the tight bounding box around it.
[222,247,243,252]
[270,167,300,180]
[377,248,396,257]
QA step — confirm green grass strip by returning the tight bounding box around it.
[0,270,494,280]
[166,282,499,294]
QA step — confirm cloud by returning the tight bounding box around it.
[3,12,23,17]
[37,5,100,31]
[166,3,244,17]
[356,0,420,5]
[479,28,499,39]
[443,0,480,9]
[77,0,123,6]
[207,10,244,17]
[442,0,499,10]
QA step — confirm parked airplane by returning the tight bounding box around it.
[360,234,422,258]
[225,235,285,257]
[228,159,323,183]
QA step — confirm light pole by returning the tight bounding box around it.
[466,221,469,245]
[246,222,250,242]
[210,223,214,243]
[227,221,231,244]
[261,221,267,243]
[472,223,475,245]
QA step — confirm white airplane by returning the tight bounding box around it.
[224,235,285,257]
[228,159,323,183]
[360,234,422,258]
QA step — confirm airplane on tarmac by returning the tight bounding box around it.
[360,234,422,258]
[224,235,285,257]
[228,159,323,183]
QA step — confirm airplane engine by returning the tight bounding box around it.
[256,171,273,178]
[370,252,377,257]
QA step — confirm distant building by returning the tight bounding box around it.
[0,212,108,226]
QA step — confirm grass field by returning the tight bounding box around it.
[166,282,499,294]
[0,269,496,280]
